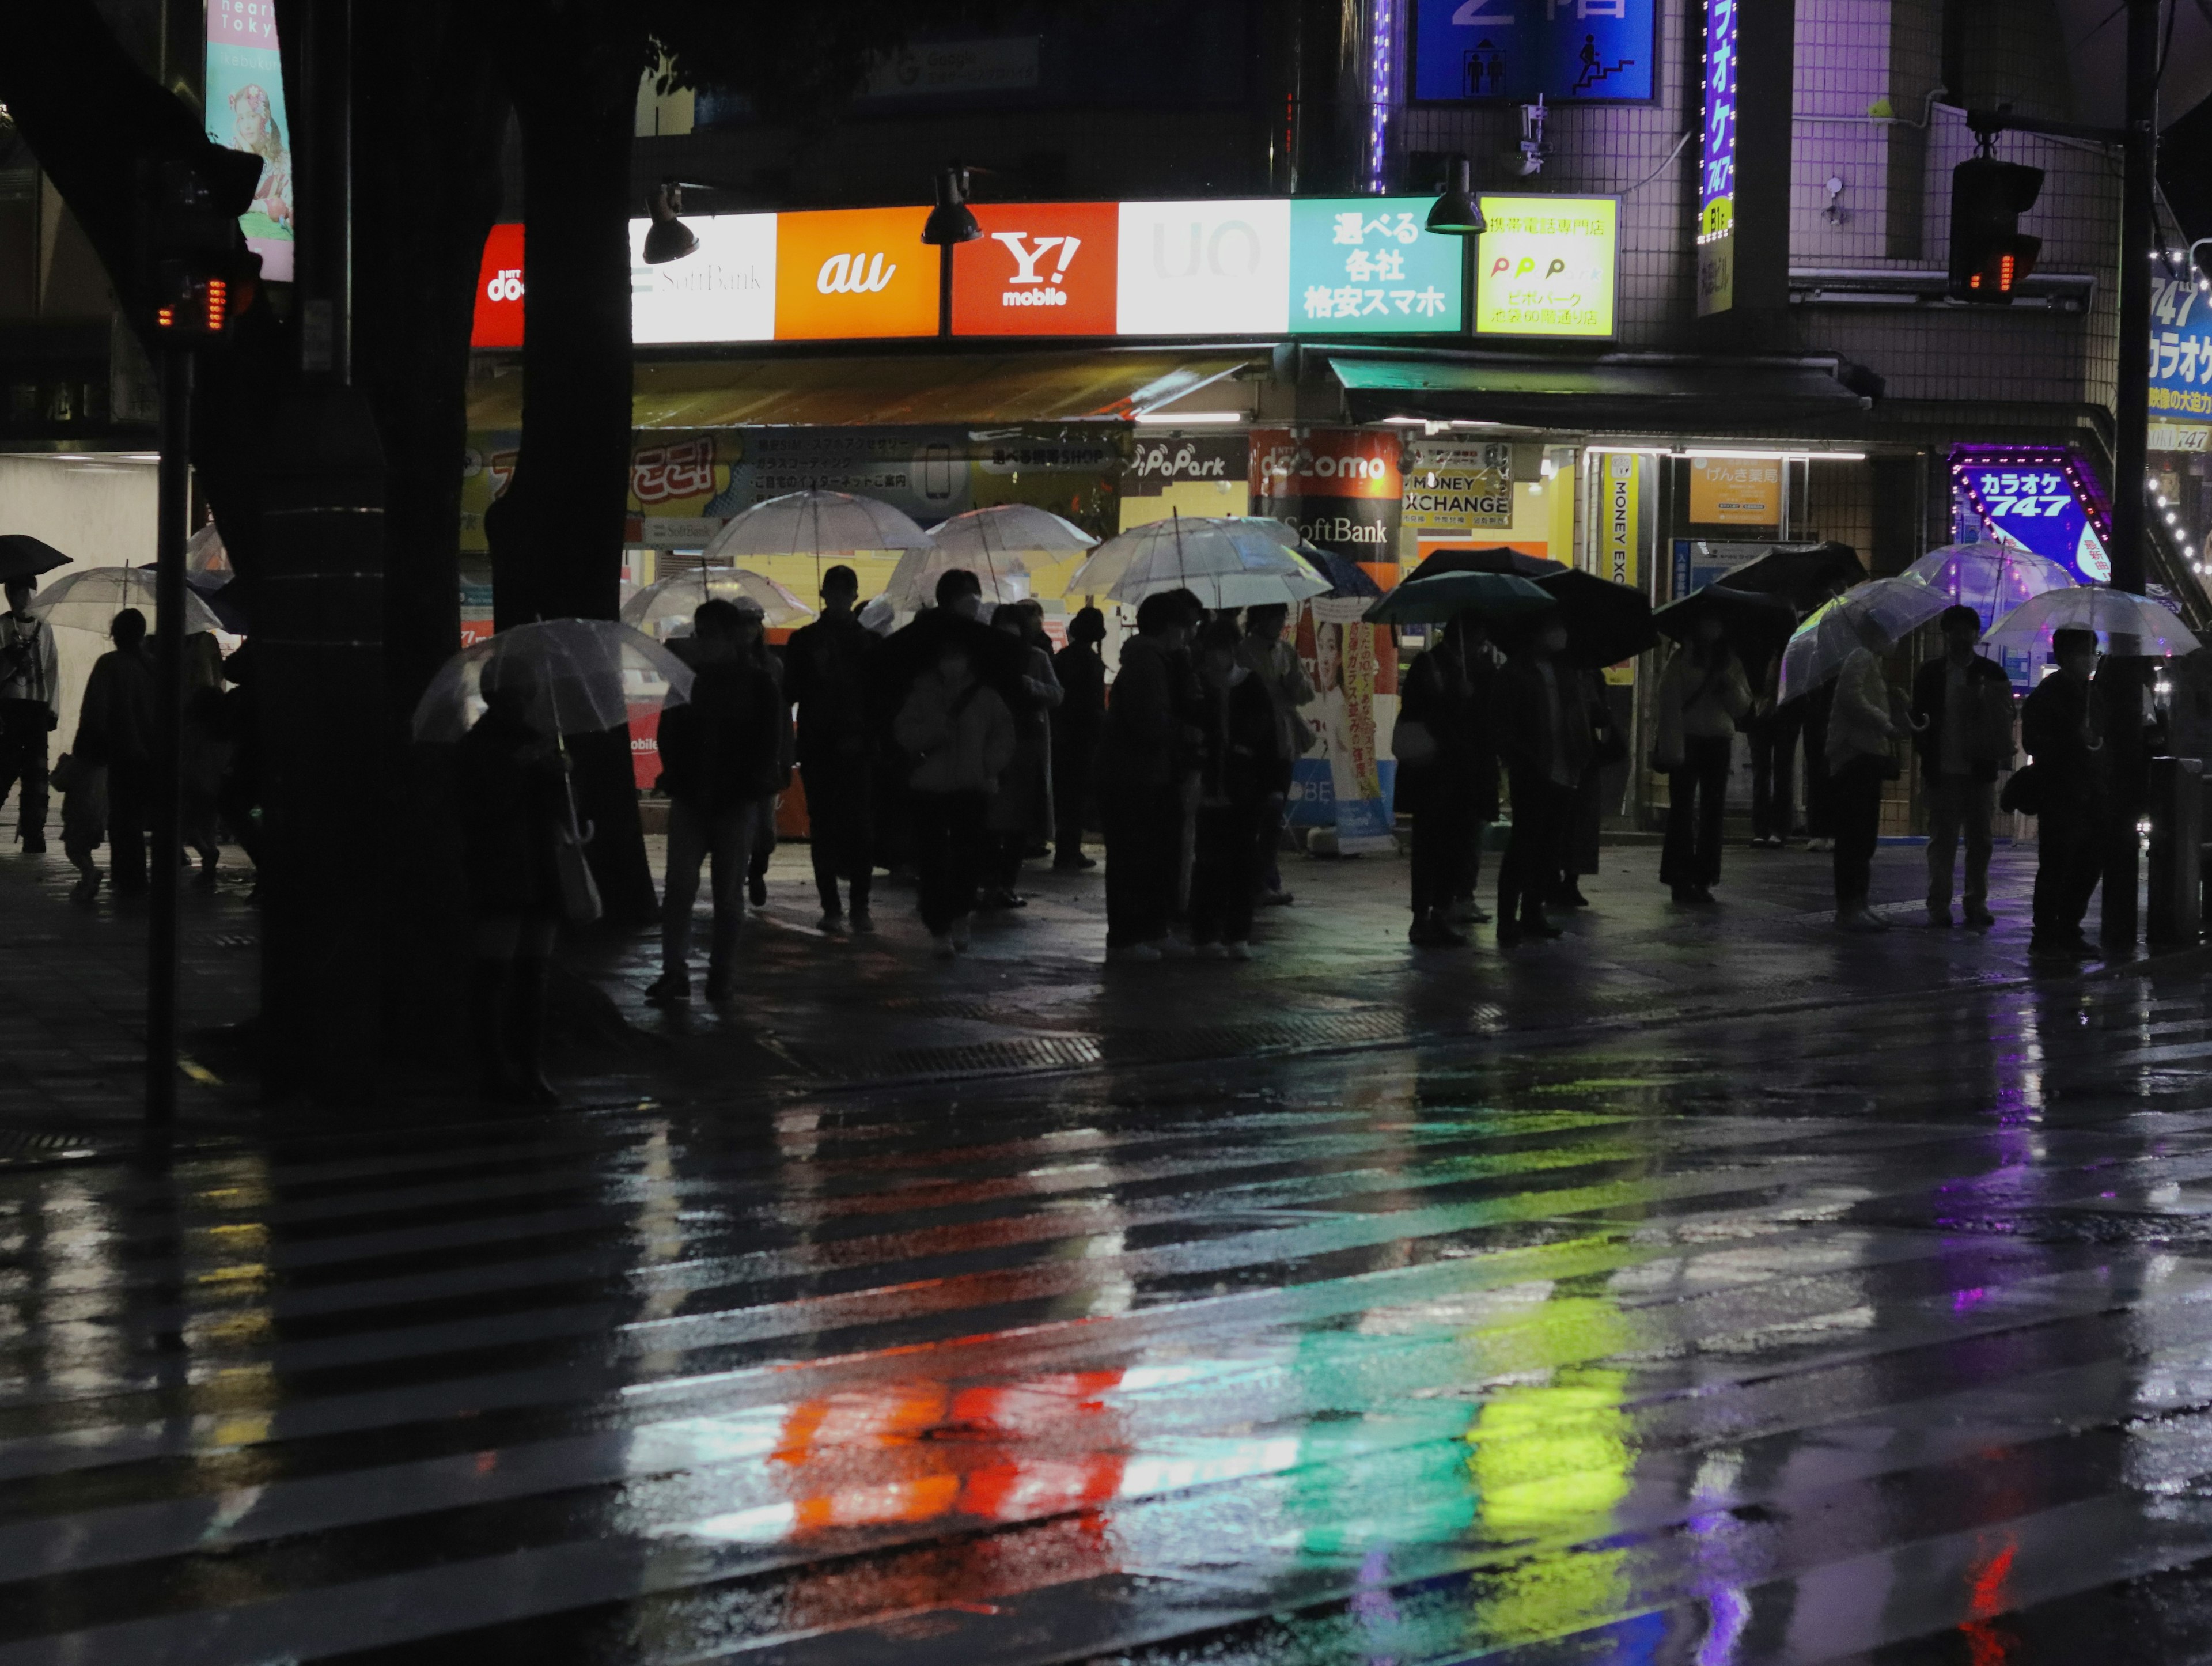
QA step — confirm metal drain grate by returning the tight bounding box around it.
[0,1127,126,1164]
[804,1033,1107,1081]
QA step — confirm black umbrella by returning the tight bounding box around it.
[1719,542,1864,608]
[1406,545,1570,584]
[1536,569,1656,669]
[1292,539,1382,599]
[0,535,71,584]
[1653,582,1795,661]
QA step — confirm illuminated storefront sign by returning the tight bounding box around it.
[471,223,526,350]
[1115,199,1292,336]
[1688,456,1776,526]
[630,213,776,344]
[1289,199,1463,333]
[1472,194,1616,338]
[950,202,1120,336]
[1950,445,2113,584]
[774,206,939,340]
[1697,0,1737,316]
[2149,274,2212,423]
[204,0,294,282]
[1410,0,1657,103]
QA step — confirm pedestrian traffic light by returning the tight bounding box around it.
[137,152,263,343]
[1948,153,2043,304]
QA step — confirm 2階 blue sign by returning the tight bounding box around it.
[1412,0,1657,104]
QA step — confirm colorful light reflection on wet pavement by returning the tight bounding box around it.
[13,973,2212,1661]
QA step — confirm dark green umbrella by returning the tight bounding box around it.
[0,536,71,584]
[1536,569,1656,669]
[1364,571,1554,626]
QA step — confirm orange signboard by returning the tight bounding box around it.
[1688,456,1780,526]
[950,202,1120,336]
[773,207,937,340]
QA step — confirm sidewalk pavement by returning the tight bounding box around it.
[0,796,2171,1147]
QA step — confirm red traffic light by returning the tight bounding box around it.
[1949,154,2044,305]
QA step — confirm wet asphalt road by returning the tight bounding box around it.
[12,965,2212,1663]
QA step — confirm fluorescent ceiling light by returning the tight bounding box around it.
[1132,411,1245,425]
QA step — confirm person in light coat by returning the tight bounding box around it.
[896,639,1016,957]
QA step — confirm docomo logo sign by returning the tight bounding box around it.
[1252,429,1403,499]
[485,268,524,303]
[775,206,935,339]
[953,202,1119,336]
[471,223,526,349]
[816,251,897,294]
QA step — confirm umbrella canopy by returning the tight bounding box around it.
[1982,586,2202,658]
[1652,582,1795,656]
[1070,516,1327,610]
[1904,542,2074,631]
[185,522,232,588]
[1404,546,1569,583]
[1777,577,1954,702]
[410,618,694,744]
[26,566,222,635]
[927,503,1097,571]
[702,490,932,565]
[1291,539,1382,599]
[0,535,71,584]
[883,546,1036,612]
[620,566,815,635]
[1717,541,1866,608]
[1535,569,1656,669]
[1364,571,1554,626]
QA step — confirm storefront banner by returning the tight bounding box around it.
[1952,449,2112,584]
[1698,0,1737,317]
[1116,200,1292,335]
[1296,597,1396,850]
[1123,434,1249,497]
[1411,0,1658,103]
[472,224,526,349]
[1402,442,1513,540]
[774,207,939,340]
[1599,452,1639,685]
[1253,428,1404,578]
[2151,421,2212,453]
[204,0,294,282]
[2150,275,2212,421]
[952,202,1120,336]
[1473,196,1617,338]
[631,214,775,344]
[1687,455,1776,526]
[1288,199,1463,333]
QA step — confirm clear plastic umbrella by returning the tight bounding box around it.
[1778,577,1954,702]
[702,490,931,569]
[927,503,1096,569]
[26,566,223,634]
[620,566,815,635]
[1904,542,2072,631]
[1982,586,2202,658]
[410,618,695,743]
[883,548,1035,611]
[185,522,232,588]
[1070,515,1320,603]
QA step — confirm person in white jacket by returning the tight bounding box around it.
[0,577,62,854]
[1825,621,1909,931]
[895,641,1016,958]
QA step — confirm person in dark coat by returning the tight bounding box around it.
[741,606,791,909]
[73,608,156,899]
[648,600,786,1005]
[458,662,571,1105]
[214,642,263,895]
[783,564,877,933]
[1910,604,2016,927]
[1493,615,1591,944]
[1097,592,1195,961]
[1744,647,1799,850]
[1188,616,1282,957]
[0,576,61,854]
[2022,627,2104,959]
[1653,618,1753,900]
[1051,605,1108,870]
[1236,602,1316,905]
[1396,611,1497,947]
[1554,665,1618,907]
[981,601,1060,908]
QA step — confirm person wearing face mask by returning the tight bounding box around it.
[1493,612,1589,944]
[2021,627,2105,959]
[1653,613,1752,903]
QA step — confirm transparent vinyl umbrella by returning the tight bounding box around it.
[927,503,1096,569]
[1777,577,1954,703]
[1070,516,1322,607]
[1904,542,2073,631]
[185,522,233,588]
[883,547,1036,612]
[1982,586,2202,659]
[26,566,223,635]
[620,567,814,635]
[702,491,931,573]
[411,618,696,744]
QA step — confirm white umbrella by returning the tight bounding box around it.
[927,503,1097,569]
[1983,586,2201,658]
[27,566,223,635]
[1904,542,2072,631]
[883,547,1035,611]
[1070,516,1322,604]
[411,618,695,743]
[620,567,815,635]
[185,522,232,588]
[1778,577,1954,702]
[702,490,931,568]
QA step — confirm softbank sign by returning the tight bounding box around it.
[628,213,775,344]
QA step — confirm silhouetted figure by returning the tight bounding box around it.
[784,564,878,933]
[73,608,154,900]
[1495,616,1590,944]
[1911,604,2014,927]
[0,576,60,854]
[1051,606,1108,870]
[896,638,1015,958]
[1397,611,1495,947]
[1654,616,1751,902]
[1189,616,1281,958]
[1826,622,1904,931]
[1236,601,1315,906]
[982,601,1059,908]
[1097,592,1194,963]
[2024,627,2105,959]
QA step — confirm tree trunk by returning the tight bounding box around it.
[487,12,657,926]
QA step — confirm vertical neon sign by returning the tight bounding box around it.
[1368,0,1399,194]
[1698,0,1736,317]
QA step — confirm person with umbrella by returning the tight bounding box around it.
[981,601,1061,910]
[895,634,1017,959]
[1825,614,1910,932]
[1494,614,1592,943]
[1097,591,1197,962]
[1910,604,2015,929]
[1396,609,1497,947]
[647,600,787,1005]
[1653,614,1753,903]
[1236,603,1317,906]
[71,608,157,900]
[0,576,62,854]
[1188,616,1283,959]
[2021,627,2106,959]
[1051,606,1109,871]
[783,565,878,933]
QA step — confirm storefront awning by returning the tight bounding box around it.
[467,351,1259,431]
[1327,351,1882,430]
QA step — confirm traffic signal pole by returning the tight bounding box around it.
[146,347,191,1125]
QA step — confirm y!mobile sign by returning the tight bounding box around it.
[951,203,1120,335]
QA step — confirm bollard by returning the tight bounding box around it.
[2147,756,2204,946]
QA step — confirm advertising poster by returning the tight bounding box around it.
[2149,274,2212,424]
[1698,0,1738,316]
[1402,441,1513,551]
[1296,597,1396,851]
[1289,199,1463,333]
[1412,0,1657,103]
[1473,196,1617,338]
[203,0,293,282]
[1687,456,1777,526]
[1251,427,1405,584]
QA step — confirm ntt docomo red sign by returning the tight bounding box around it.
[950,203,1119,335]
[471,223,525,349]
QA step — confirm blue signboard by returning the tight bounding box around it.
[1288,199,1464,334]
[2150,275,2212,423]
[1412,0,1656,104]
[1950,447,2112,586]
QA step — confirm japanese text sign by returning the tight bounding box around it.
[1412,0,1657,104]
[1688,456,1776,526]
[1472,195,1616,338]
[2149,276,2212,421]
[1289,199,1464,334]
[1953,447,2112,584]
[1698,0,1737,316]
